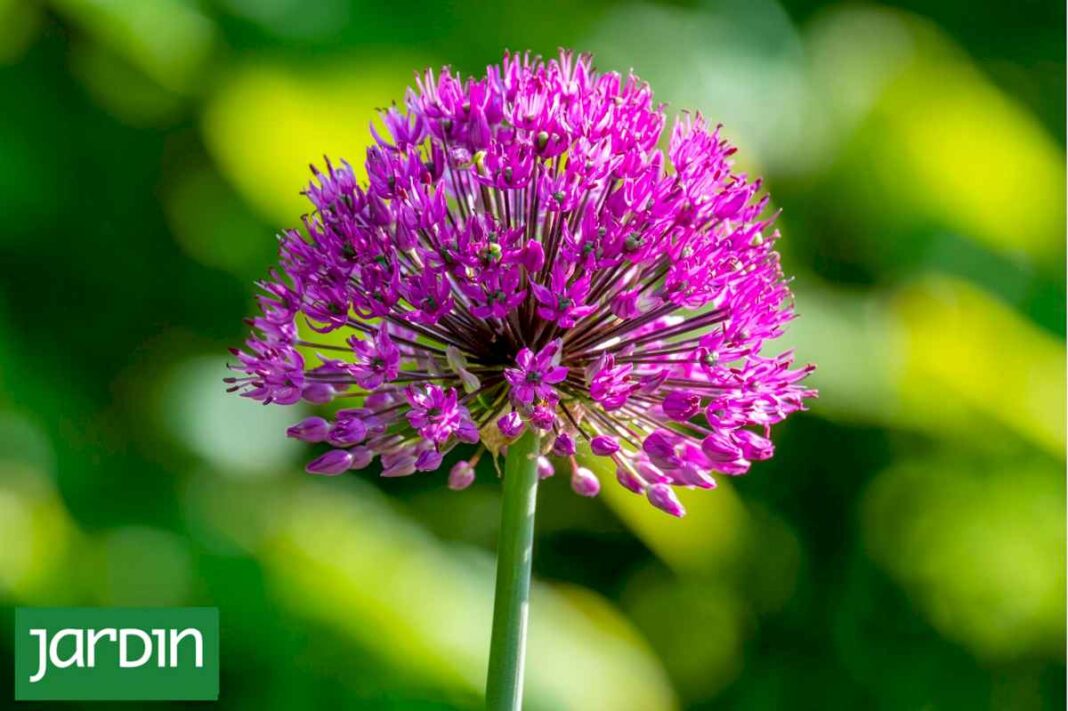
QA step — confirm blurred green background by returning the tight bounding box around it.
[0,0,1064,708]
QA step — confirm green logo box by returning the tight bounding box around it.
[14,607,219,701]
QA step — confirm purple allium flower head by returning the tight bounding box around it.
[228,50,816,516]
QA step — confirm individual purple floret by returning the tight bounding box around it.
[227,50,816,516]
[503,340,568,405]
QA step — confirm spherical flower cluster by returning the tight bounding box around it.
[227,51,815,517]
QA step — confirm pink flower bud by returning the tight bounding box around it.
[552,433,576,456]
[662,390,700,421]
[610,290,640,318]
[570,466,600,497]
[349,446,373,470]
[633,460,667,485]
[498,411,525,438]
[306,449,353,475]
[735,429,774,460]
[590,435,620,456]
[287,417,330,443]
[672,465,717,489]
[302,382,336,404]
[521,241,545,272]
[381,449,417,477]
[530,404,557,430]
[701,431,743,463]
[646,484,686,517]
[448,460,476,490]
[365,389,396,409]
[327,416,367,447]
[415,448,443,472]
[616,466,644,494]
[714,458,751,476]
[637,369,669,394]
[536,456,554,479]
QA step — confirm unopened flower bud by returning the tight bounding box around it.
[327,416,367,447]
[302,382,336,404]
[701,431,743,462]
[646,483,686,517]
[637,369,669,394]
[530,404,556,430]
[636,459,670,484]
[662,390,701,421]
[735,429,774,460]
[610,290,640,319]
[616,466,644,494]
[306,449,353,475]
[287,417,330,442]
[571,466,600,497]
[498,411,524,438]
[415,448,443,472]
[521,241,545,273]
[590,435,620,456]
[381,454,417,478]
[349,446,373,470]
[448,460,476,490]
[552,433,576,456]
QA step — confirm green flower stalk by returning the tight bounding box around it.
[486,429,541,710]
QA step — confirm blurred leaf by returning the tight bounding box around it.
[90,526,194,606]
[70,41,187,125]
[584,0,811,174]
[201,56,432,227]
[853,19,1065,265]
[217,0,349,41]
[160,355,305,476]
[590,453,748,576]
[163,162,274,275]
[864,456,1065,661]
[892,276,1066,457]
[50,0,217,94]
[784,275,1066,462]
[623,575,745,700]
[0,462,78,602]
[0,0,41,65]
[805,6,916,138]
[781,281,897,424]
[191,475,677,710]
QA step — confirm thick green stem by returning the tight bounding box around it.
[485,429,541,711]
